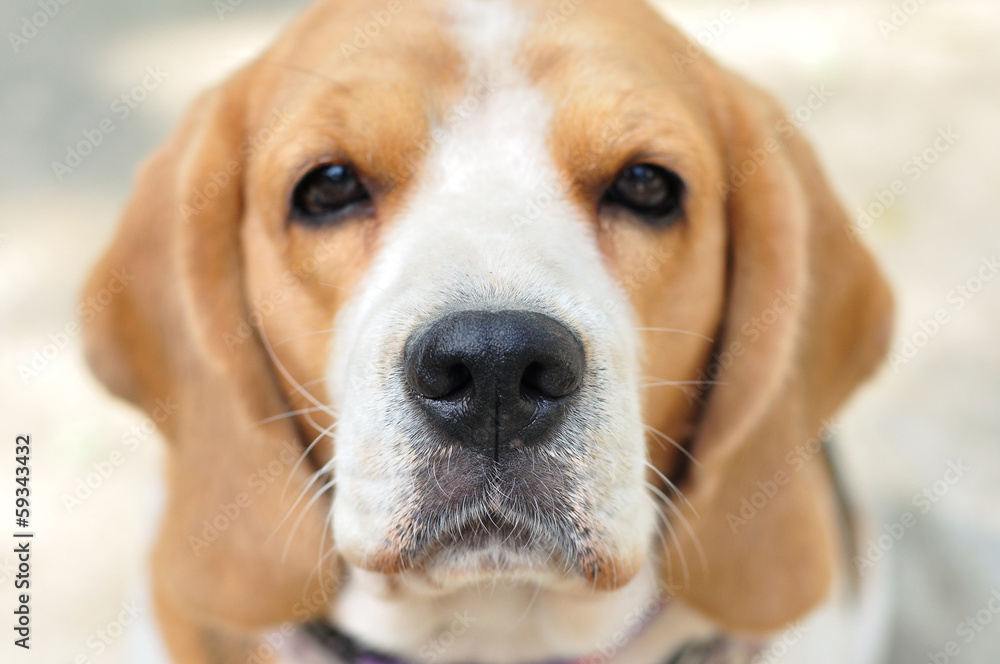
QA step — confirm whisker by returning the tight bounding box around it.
[258,59,351,93]
[310,538,343,598]
[644,425,700,468]
[281,420,337,503]
[635,327,714,343]
[508,581,543,628]
[641,380,727,388]
[259,326,337,418]
[664,502,706,576]
[302,411,333,438]
[273,327,341,347]
[643,459,699,515]
[272,470,329,551]
[646,483,689,589]
[430,455,449,499]
[648,496,674,582]
[313,505,334,604]
[646,479,706,577]
[282,478,337,562]
[254,405,332,426]
[319,282,382,305]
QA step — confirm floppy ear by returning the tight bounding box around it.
[663,73,894,630]
[82,67,336,641]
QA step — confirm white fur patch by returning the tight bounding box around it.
[323,0,660,659]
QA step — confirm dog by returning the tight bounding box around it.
[82,0,895,662]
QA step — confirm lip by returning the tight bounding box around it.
[432,510,551,551]
[409,511,574,587]
[382,500,574,577]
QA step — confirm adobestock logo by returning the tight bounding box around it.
[927,588,1000,664]
[338,0,405,60]
[418,611,477,663]
[61,397,178,514]
[847,126,960,243]
[878,0,933,40]
[18,268,135,385]
[188,441,301,556]
[672,0,752,72]
[51,67,170,181]
[7,0,72,54]
[725,418,840,533]
[854,459,970,575]
[73,600,145,662]
[888,255,998,372]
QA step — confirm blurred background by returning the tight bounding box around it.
[1,0,998,662]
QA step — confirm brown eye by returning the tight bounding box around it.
[604,164,685,227]
[292,163,370,224]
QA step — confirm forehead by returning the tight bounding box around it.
[247,0,720,175]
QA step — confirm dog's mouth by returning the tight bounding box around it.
[403,507,576,586]
[434,511,546,551]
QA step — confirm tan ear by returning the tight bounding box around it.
[663,73,894,630]
[82,68,336,640]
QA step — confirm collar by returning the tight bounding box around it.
[294,620,765,664]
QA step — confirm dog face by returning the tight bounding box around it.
[83,0,893,653]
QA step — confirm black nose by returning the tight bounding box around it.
[404,310,585,459]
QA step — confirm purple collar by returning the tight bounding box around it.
[297,621,764,664]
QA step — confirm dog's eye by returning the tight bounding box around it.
[604,164,685,227]
[291,163,370,223]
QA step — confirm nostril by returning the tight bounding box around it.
[439,363,473,401]
[520,362,548,401]
[520,358,582,401]
[406,360,473,400]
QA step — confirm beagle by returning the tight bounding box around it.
[82,0,895,663]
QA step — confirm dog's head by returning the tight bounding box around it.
[83,0,892,646]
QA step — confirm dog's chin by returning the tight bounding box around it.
[417,546,574,593]
[411,516,571,591]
